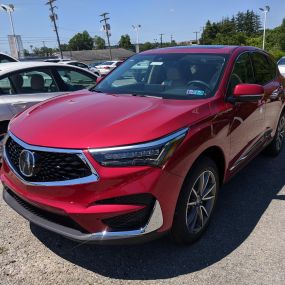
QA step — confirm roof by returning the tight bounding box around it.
[0,61,95,76]
[58,48,135,63]
[141,45,260,55]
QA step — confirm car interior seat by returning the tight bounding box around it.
[30,74,45,92]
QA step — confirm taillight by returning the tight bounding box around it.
[103,66,110,70]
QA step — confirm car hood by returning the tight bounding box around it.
[9,91,211,149]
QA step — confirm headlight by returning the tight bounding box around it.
[89,128,188,167]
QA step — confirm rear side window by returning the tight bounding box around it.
[251,52,276,85]
[0,77,13,95]
[56,67,95,91]
[9,69,59,94]
[227,52,254,95]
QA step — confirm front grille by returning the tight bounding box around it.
[5,136,92,182]
[6,187,88,233]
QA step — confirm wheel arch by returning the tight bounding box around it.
[186,146,226,186]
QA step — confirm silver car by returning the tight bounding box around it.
[0,61,98,157]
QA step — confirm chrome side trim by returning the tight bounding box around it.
[4,132,100,186]
[230,131,268,172]
[4,186,163,242]
[89,127,189,153]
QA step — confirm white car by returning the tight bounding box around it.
[277,57,285,77]
[95,60,123,75]
[0,53,18,64]
[0,61,98,159]
[59,61,100,77]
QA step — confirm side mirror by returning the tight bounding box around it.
[228,84,264,103]
[96,76,104,84]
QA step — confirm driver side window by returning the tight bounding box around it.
[227,53,254,95]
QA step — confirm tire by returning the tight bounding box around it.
[265,112,285,156]
[171,156,219,244]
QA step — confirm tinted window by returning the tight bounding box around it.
[57,67,96,91]
[228,52,254,95]
[95,53,227,100]
[251,52,275,85]
[9,69,59,94]
[0,77,13,95]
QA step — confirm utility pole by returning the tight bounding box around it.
[100,12,112,60]
[159,33,164,48]
[200,26,205,45]
[193,31,200,44]
[46,0,63,59]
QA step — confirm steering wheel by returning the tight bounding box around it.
[187,80,211,91]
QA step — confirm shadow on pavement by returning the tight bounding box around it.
[31,152,285,280]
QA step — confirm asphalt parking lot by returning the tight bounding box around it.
[0,150,284,285]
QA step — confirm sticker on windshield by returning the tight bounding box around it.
[150,62,164,66]
[186,89,205,96]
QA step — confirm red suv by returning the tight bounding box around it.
[1,46,285,244]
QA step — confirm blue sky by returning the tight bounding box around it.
[0,0,284,53]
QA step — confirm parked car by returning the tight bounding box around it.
[0,61,98,159]
[277,56,285,76]
[0,53,18,63]
[1,46,285,245]
[59,61,100,77]
[95,60,123,75]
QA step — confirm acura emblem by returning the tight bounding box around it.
[19,150,35,177]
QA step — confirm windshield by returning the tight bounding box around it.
[278,58,285,65]
[94,53,227,99]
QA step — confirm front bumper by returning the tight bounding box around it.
[3,186,163,243]
[1,133,185,243]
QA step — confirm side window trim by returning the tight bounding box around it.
[226,51,254,96]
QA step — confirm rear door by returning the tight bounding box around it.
[250,52,284,137]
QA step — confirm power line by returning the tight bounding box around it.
[45,0,63,58]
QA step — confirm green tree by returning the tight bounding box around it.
[60,44,70,51]
[94,36,105,49]
[140,42,156,52]
[118,34,133,50]
[69,31,94,51]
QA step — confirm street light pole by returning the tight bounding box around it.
[0,4,19,58]
[259,5,270,50]
[132,24,141,53]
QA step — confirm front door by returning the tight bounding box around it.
[227,52,265,171]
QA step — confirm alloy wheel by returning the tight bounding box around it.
[276,115,285,151]
[186,170,217,233]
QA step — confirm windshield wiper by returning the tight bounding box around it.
[129,93,162,99]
